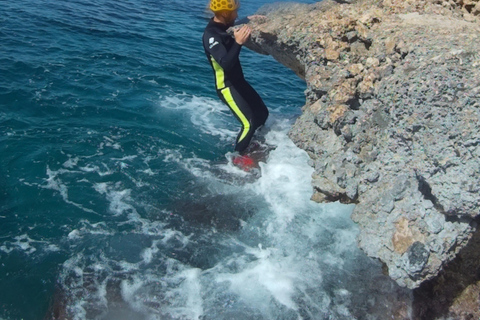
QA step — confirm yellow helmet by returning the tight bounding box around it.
[210,0,240,12]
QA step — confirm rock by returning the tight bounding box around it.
[385,38,396,54]
[366,57,380,67]
[325,47,340,60]
[327,104,349,123]
[346,182,358,200]
[366,171,380,183]
[311,173,346,201]
[379,192,395,213]
[350,41,368,55]
[426,216,444,234]
[391,175,411,201]
[402,241,430,277]
[311,191,328,203]
[244,0,480,305]
[347,63,364,75]
[413,226,480,318]
[449,281,480,319]
[393,217,417,254]
[475,2,480,14]
[358,73,376,95]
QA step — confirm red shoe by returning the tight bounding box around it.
[232,155,256,171]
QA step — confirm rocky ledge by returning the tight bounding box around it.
[243,0,480,315]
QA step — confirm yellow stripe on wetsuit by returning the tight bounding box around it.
[211,57,225,90]
[220,87,250,143]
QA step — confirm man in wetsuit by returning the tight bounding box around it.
[203,0,269,155]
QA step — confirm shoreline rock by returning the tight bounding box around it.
[243,0,480,313]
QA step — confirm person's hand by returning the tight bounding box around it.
[234,25,251,45]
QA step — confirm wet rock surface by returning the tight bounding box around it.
[242,0,480,309]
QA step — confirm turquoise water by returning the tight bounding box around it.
[1,0,411,319]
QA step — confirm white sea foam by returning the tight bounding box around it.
[79,164,114,176]
[216,245,299,311]
[0,234,57,255]
[112,155,138,161]
[100,136,122,150]
[67,221,113,240]
[170,268,204,319]
[63,156,80,168]
[68,229,81,240]
[45,244,61,252]
[140,168,156,176]
[141,240,160,264]
[94,183,138,219]
[131,118,350,317]
[158,94,237,141]
[39,166,97,214]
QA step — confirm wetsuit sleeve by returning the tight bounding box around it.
[204,33,242,72]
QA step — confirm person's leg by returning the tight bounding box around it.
[240,82,269,130]
[217,86,255,153]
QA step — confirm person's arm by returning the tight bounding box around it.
[205,34,242,72]
[204,26,251,72]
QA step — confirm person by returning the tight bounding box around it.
[202,0,269,155]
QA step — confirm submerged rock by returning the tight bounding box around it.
[242,0,480,307]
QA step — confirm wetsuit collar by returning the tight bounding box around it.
[209,18,230,31]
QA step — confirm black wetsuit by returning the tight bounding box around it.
[202,18,268,153]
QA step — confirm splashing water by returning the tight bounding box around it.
[42,96,412,319]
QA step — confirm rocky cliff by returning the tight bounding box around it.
[244,0,480,317]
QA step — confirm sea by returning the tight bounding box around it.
[0,0,412,319]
